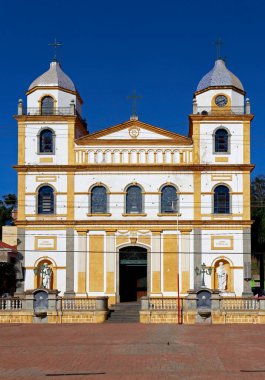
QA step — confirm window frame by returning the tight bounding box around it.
[213,127,231,155]
[37,128,55,155]
[213,184,231,215]
[37,185,55,215]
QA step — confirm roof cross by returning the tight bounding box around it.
[48,38,63,62]
[128,90,142,118]
[215,38,223,60]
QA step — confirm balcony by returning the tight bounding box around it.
[194,106,246,116]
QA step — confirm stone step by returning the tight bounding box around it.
[107,302,140,323]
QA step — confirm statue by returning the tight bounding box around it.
[216,262,227,291]
[42,263,52,289]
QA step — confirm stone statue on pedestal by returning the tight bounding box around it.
[42,263,52,290]
[216,262,227,291]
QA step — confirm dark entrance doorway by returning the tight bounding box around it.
[119,246,147,302]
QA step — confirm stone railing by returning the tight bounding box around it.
[221,297,263,311]
[149,297,180,310]
[61,298,97,311]
[0,298,23,310]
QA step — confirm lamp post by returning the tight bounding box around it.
[194,263,212,288]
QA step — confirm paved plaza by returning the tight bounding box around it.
[0,324,264,379]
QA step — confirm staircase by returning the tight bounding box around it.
[107,302,140,323]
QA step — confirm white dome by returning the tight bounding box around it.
[28,60,76,92]
[197,59,244,92]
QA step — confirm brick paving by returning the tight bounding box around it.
[0,324,265,379]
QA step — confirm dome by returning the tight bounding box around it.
[28,60,76,92]
[196,59,244,92]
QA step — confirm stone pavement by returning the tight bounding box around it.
[0,324,265,379]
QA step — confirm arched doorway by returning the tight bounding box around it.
[119,246,147,302]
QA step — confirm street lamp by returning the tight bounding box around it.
[195,263,212,288]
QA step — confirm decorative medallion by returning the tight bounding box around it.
[129,126,140,138]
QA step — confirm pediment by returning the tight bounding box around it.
[75,120,192,146]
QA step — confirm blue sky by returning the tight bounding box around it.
[0,0,264,196]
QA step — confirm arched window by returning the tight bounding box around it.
[215,128,228,153]
[91,186,107,214]
[161,185,178,213]
[214,185,230,214]
[41,96,54,115]
[38,186,54,214]
[126,185,142,214]
[39,129,54,153]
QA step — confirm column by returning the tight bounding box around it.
[193,228,202,290]
[15,227,25,295]
[106,231,116,297]
[242,227,252,296]
[64,228,75,296]
[181,230,191,294]
[151,231,161,294]
[77,231,87,294]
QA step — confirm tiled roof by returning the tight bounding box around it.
[0,241,17,251]
[197,59,244,92]
[28,60,76,91]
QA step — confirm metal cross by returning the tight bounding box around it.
[128,90,142,117]
[48,38,63,61]
[214,38,223,60]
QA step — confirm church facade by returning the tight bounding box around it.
[14,58,254,303]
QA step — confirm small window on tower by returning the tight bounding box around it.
[215,128,229,153]
[38,186,55,214]
[39,129,54,153]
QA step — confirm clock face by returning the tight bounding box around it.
[215,95,228,107]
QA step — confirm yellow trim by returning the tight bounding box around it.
[39,157,53,163]
[34,236,57,251]
[36,175,57,182]
[17,173,25,220]
[211,93,232,112]
[67,173,74,220]
[211,174,232,181]
[191,122,200,163]
[122,213,147,217]
[194,172,201,220]
[163,234,178,292]
[157,213,182,217]
[68,121,75,165]
[243,121,250,164]
[87,213,112,217]
[18,122,25,165]
[211,236,234,250]
[215,156,228,163]
[243,173,250,220]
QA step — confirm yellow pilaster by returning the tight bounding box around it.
[180,230,190,294]
[194,172,201,220]
[18,122,25,165]
[243,173,250,220]
[192,122,200,163]
[243,121,250,164]
[17,173,25,220]
[163,234,178,292]
[68,121,75,165]
[67,173,74,220]
[77,231,87,294]
[89,235,104,292]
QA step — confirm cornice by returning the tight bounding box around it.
[189,114,254,122]
[25,85,83,104]
[75,138,192,146]
[15,219,254,227]
[194,85,246,96]
[13,164,255,173]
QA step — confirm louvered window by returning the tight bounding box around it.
[215,129,228,153]
[214,185,230,214]
[39,129,54,153]
[38,186,54,214]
